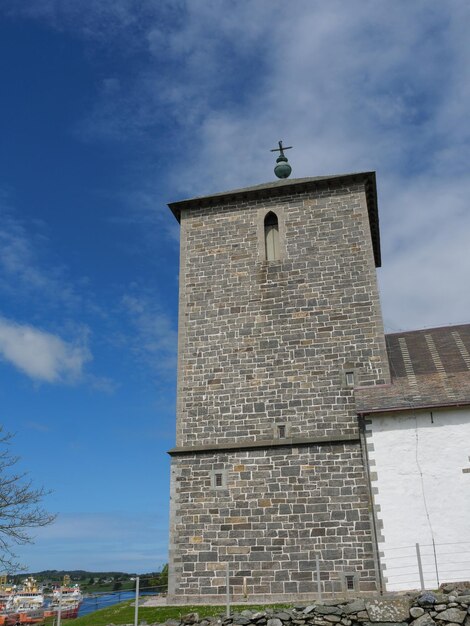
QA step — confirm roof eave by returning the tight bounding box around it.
[358,399,470,417]
[168,171,381,267]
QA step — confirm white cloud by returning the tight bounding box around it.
[378,175,470,330]
[37,512,159,540]
[25,421,51,433]
[153,0,470,332]
[3,1,470,333]
[19,512,168,571]
[121,292,177,377]
[2,0,162,42]
[0,317,91,383]
[107,186,180,248]
[88,375,119,394]
[0,199,79,307]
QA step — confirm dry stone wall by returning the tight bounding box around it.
[147,590,470,626]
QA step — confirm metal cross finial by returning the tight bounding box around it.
[270,140,293,158]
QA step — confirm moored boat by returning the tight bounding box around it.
[17,609,45,624]
[0,577,45,625]
[49,583,83,619]
[0,576,83,623]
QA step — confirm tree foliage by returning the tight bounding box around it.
[136,565,168,592]
[159,564,168,590]
[0,429,55,571]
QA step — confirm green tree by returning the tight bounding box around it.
[0,429,55,571]
[158,565,168,591]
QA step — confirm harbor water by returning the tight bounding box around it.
[79,591,156,617]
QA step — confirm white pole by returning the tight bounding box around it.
[134,577,140,626]
[432,538,440,588]
[316,555,322,602]
[225,563,230,618]
[57,588,62,626]
[416,543,425,591]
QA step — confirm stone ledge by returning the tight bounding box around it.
[167,434,360,456]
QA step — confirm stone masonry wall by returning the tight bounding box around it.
[169,179,389,601]
[175,181,389,449]
[168,443,377,602]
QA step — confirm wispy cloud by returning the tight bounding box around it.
[0,317,91,384]
[0,197,121,391]
[3,1,470,335]
[132,1,470,331]
[379,176,470,330]
[25,421,51,433]
[0,196,79,308]
[2,0,166,44]
[120,290,177,378]
[107,185,180,250]
[21,512,168,571]
[88,375,119,394]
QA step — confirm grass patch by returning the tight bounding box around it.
[63,600,291,626]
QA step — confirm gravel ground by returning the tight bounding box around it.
[139,595,168,607]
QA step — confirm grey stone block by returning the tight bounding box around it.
[315,607,342,616]
[438,609,467,624]
[365,598,411,622]
[410,616,436,626]
[363,623,407,626]
[343,600,366,614]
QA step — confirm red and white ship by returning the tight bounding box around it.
[0,577,46,625]
[0,577,83,624]
[46,584,83,619]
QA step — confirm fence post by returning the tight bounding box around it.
[134,576,140,626]
[57,588,62,626]
[415,543,425,591]
[316,554,322,602]
[226,563,230,618]
[242,577,248,600]
[432,538,440,588]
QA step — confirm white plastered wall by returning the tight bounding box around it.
[365,408,470,591]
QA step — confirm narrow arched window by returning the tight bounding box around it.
[264,211,280,261]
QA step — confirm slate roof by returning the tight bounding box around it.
[356,324,470,414]
[168,171,382,266]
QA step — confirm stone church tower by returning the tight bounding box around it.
[167,171,390,602]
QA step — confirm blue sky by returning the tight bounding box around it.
[0,1,469,573]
